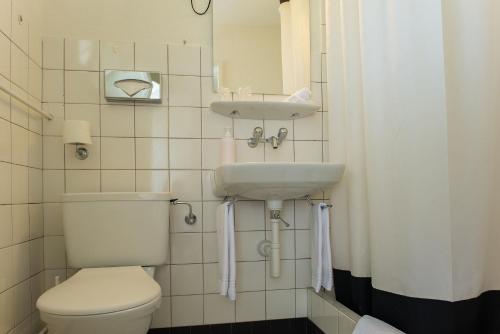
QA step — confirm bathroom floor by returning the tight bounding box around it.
[147,318,324,334]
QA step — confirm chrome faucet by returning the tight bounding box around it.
[247,127,288,149]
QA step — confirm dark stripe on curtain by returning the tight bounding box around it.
[333,269,500,334]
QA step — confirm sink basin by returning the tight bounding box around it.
[212,162,345,201]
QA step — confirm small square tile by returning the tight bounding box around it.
[42,69,64,103]
[154,265,171,296]
[101,105,135,137]
[294,112,323,140]
[170,233,202,264]
[44,236,66,269]
[11,165,28,204]
[27,131,42,169]
[0,205,12,248]
[295,141,323,163]
[12,205,29,244]
[169,76,201,107]
[66,170,100,193]
[202,233,217,263]
[235,140,264,163]
[171,264,203,295]
[42,170,64,202]
[29,60,42,100]
[203,263,218,294]
[169,44,200,76]
[201,139,221,170]
[0,30,10,79]
[65,137,100,170]
[169,170,202,201]
[204,294,235,324]
[235,231,265,261]
[42,103,64,136]
[43,37,64,70]
[201,77,218,108]
[65,104,100,136]
[236,291,265,323]
[0,162,12,204]
[296,230,310,259]
[13,242,30,283]
[65,71,99,104]
[101,137,135,169]
[28,168,43,203]
[264,140,293,162]
[29,238,44,275]
[135,42,167,73]
[169,139,201,169]
[169,107,201,138]
[236,261,265,292]
[65,39,99,71]
[266,260,295,290]
[11,125,29,165]
[135,106,168,137]
[100,41,134,71]
[101,170,135,192]
[266,290,295,320]
[136,138,169,169]
[202,108,233,139]
[152,297,172,328]
[135,170,169,192]
[202,201,219,232]
[44,203,63,236]
[0,118,11,162]
[171,295,203,327]
[11,44,28,90]
[296,259,311,289]
[234,201,265,231]
[43,136,64,169]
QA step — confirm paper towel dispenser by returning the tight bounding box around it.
[104,70,162,102]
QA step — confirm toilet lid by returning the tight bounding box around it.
[37,266,161,316]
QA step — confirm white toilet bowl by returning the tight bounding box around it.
[37,266,161,334]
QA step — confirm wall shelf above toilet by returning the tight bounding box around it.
[210,101,320,120]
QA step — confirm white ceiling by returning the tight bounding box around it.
[214,0,281,26]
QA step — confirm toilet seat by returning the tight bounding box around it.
[37,266,161,317]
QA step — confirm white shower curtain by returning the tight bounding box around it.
[279,0,310,94]
[326,1,500,333]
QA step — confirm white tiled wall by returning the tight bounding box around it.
[40,36,329,328]
[0,0,45,333]
[308,290,360,334]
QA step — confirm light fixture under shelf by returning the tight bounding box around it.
[210,101,320,120]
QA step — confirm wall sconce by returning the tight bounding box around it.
[63,120,92,160]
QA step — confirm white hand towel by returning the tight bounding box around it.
[216,202,236,300]
[311,203,333,292]
[353,315,405,334]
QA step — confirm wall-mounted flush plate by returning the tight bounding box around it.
[105,70,161,102]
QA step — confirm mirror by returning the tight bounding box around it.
[213,0,310,95]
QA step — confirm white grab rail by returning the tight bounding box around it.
[0,85,54,120]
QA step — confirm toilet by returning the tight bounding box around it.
[36,192,171,334]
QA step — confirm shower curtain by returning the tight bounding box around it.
[279,0,310,94]
[326,1,500,333]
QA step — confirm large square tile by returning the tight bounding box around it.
[42,70,64,103]
[236,261,265,292]
[65,104,101,136]
[43,37,64,70]
[0,162,11,204]
[11,165,28,204]
[65,137,100,169]
[135,42,167,73]
[66,170,100,193]
[11,45,28,91]
[135,170,169,192]
[101,170,135,192]
[266,289,295,320]
[169,170,201,201]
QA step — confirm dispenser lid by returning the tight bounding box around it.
[37,266,161,316]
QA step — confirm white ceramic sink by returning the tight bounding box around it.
[212,162,345,201]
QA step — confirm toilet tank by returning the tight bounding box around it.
[62,192,170,268]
